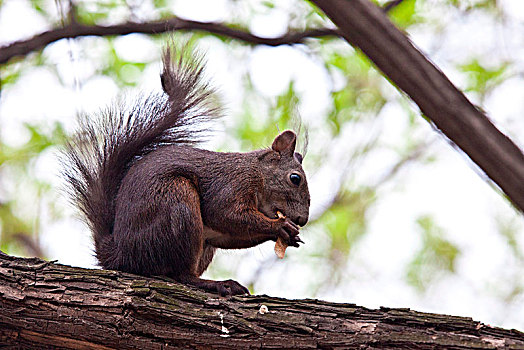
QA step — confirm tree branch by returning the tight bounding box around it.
[0,0,413,66]
[1,253,523,349]
[2,0,523,210]
[311,0,524,212]
[0,17,339,65]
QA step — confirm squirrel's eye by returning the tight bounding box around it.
[290,173,301,186]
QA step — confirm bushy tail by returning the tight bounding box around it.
[62,45,220,257]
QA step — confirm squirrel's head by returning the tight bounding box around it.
[256,130,310,227]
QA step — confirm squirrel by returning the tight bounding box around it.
[63,45,310,297]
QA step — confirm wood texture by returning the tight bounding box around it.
[311,0,524,212]
[1,252,523,349]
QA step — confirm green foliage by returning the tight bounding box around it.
[98,40,148,87]
[0,202,33,255]
[0,123,64,166]
[153,0,170,9]
[326,51,386,134]
[496,215,523,261]
[406,215,460,292]
[28,0,47,15]
[262,1,275,9]
[323,189,374,258]
[447,0,498,12]
[489,215,524,304]
[389,0,418,28]
[0,64,23,89]
[74,1,121,25]
[0,122,65,256]
[233,81,300,150]
[459,59,509,99]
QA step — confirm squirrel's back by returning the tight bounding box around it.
[62,46,220,265]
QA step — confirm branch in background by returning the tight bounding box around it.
[67,0,78,27]
[0,18,338,65]
[383,0,406,12]
[374,139,434,187]
[0,0,409,66]
[311,0,524,212]
[12,233,44,258]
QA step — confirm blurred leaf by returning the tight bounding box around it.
[233,81,301,150]
[447,0,498,12]
[459,59,509,98]
[75,1,122,25]
[153,0,169,8]
[0,202,32,254]
[98,41,147,87]
[389,0,418,28]
[303,0,331,22]
[325,51,387,134]
[0,122,65,167]
[274,82,297,125]
[29,0,47,15]
[496,216,523,261]
[321,188,375,259]
[406,215,460,292]
[0,64,22,88]
[0,121,65,257]
[262,1,275,9]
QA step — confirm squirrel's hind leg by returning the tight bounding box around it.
[162,177,206,278]
[166,177,249,297]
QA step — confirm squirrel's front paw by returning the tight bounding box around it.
[216,279,250,297]
[275,218,302,248]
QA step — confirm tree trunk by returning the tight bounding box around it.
[311,0,524,212]
[1,252,523,349]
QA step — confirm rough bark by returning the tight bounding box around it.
[311,0,524,212]
[0,252,523,349]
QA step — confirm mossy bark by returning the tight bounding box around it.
[0,252,523,349]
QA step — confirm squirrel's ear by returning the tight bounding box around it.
[272,130,296,155]
[294,152,303,164]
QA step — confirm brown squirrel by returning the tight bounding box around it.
[63,46,310,297]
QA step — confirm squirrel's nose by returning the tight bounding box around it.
[295,215,308,227]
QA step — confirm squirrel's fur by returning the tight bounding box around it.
[63,45,310,296]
